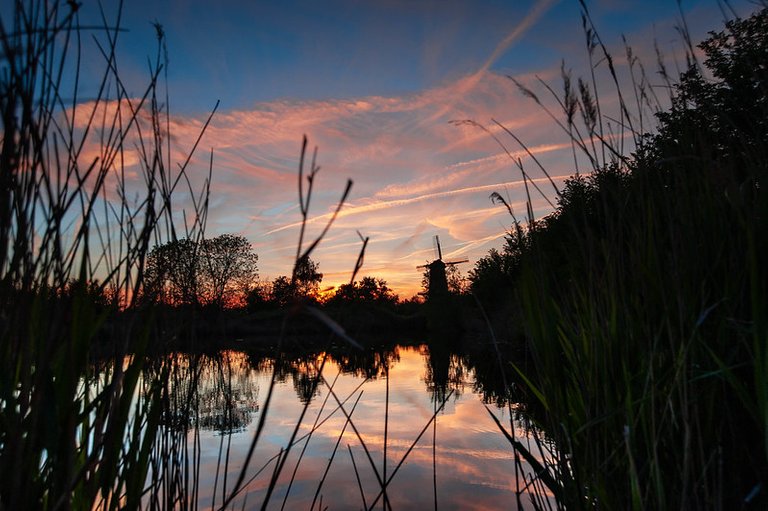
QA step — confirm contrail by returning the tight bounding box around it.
[422,0,559,124]
[479,0,559,77]
[264,173,570,236]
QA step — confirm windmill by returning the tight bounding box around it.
[417,235,468,300]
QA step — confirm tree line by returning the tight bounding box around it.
[138,234,462,311]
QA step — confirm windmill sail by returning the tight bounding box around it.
[433,235,442,261]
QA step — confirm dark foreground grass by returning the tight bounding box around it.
[473,5,768,509]
[0,3,452,509]
[0,1,216,507]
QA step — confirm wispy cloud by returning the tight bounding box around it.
[421,0,558,124]
[265,174,568,237]
[81,2,700,297]
[71,67,578,296]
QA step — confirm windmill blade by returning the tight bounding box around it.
[432,235,442,261]
[445,259,469,266]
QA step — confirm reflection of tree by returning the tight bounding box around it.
[329,345,401,380]
[244,344,404,404]
[462,340,525,409]
[196,352,260,433]
[147,351,261,434]
[292,362,322,405]
[261,354,324,405]
[147,339,528,435]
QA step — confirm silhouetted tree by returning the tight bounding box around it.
[293,255,323,299]
[270,276,294,308]
[143,234,258,308]
[651,9,768,179]
[143,238,201,306]
[200,234,258,308]
[266,256,323,308]
[245,279,274,311]
[357,276,398,303]
[327,276,398,306]
[468,247,517,304]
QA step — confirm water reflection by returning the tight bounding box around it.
[140,340,543,510]
[196,352,260,433]
[424,341,467,404]
[146,352,261,434]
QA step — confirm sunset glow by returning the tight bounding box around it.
[70,0,757,297]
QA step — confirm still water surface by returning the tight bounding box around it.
[158,344,541,510]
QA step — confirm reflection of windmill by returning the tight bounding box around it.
[417,235,468,300]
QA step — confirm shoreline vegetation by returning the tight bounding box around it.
[1,0,767,509]
[472,4,768,509]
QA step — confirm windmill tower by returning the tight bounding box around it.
[417,235,468,301]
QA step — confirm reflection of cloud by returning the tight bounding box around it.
[190,347,546,510]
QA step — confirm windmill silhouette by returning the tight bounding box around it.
[417,235,468,301]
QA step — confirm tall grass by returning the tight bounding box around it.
[478,4,768,509]
[0,2,361,508]
[0,1,214,507]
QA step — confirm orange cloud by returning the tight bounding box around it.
[71,63,585,296]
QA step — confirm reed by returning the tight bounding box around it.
[475,4,768,509]
[0,1,214,508]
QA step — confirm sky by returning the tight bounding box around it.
[61,0,759,297]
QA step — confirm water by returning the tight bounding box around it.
[146,343,545,510]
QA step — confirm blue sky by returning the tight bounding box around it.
[107,0,714,111]
[62,0,759,295]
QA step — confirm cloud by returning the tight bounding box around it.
[143,67,578,295]
[58,0,747,299]
[265,174,567,236]
[72,63,583,296]
[421,0,558,122]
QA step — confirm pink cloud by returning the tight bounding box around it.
[71,38,654,296]
[197,76,571,295]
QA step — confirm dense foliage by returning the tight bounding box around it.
[326,276,398,307]
[471,8,768,509]
[246,256,324,310]
[144,234,258,308]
